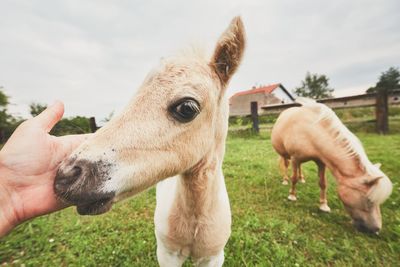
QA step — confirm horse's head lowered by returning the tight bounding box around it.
[54,17,245,215]
[338,163,392,233]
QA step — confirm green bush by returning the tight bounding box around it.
[51,116,92,136]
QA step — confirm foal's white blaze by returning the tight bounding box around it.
[54,16,246,266]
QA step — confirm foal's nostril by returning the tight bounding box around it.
[72,166,82,178]
[55,164,83,191]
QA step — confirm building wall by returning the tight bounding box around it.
[229,92,283,116]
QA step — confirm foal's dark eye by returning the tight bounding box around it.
[169,98,201,123]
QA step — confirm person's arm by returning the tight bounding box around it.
[0,101,90,237]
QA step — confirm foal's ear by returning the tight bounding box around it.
[210,16,246,86]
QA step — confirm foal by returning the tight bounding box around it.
[271,98,392,233]
[54,17,245,266]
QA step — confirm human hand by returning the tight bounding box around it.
[0,101,91,236]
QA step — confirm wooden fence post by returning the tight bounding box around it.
[251,101,259,133]
[89,117,98,133]
[375,90,389,134]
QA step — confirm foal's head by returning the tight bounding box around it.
[337,163,392,233]
[54,17,245,215]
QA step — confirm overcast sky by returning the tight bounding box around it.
[1,0,399,121]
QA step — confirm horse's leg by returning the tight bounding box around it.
[279,156,290,185]
[317,161,330,212]
[156,239,187,267]
[194,250,224,267]
[288,158,299,201]
[299,164,306,183]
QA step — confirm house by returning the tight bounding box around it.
[229,83,294,116]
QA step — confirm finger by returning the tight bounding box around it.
[33,101,64,132]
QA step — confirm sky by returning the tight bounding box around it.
[1,0,399,121]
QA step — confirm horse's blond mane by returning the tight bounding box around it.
[295,98,392,204]
[296,98,371,171]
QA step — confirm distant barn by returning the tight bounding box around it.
[229,83,294,116]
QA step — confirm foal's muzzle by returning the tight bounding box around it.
[54,158,115,215]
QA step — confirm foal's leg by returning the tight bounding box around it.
[279,156,290,185]
[194,250,224,267]
[316,161,330,212]
[156,240,187,267]
[288,159,299,201]
[299,164,306,183]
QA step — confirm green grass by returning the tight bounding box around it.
[1,132,399,266]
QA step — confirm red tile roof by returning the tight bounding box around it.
[230,83,281,98]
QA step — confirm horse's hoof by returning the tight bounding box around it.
[282,180,289,185]
[288,194,297,201]
[300,179,306,184]
[319,204,331,212]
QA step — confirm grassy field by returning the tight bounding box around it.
[1,131,399,266]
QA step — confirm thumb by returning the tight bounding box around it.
[33,101,64,132]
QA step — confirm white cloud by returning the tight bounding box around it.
[1,0,399,120]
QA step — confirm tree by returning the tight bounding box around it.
[0,88,9,123]
[0,87,23,143]
[366,67,400,93]
[51,116,91,136]
[29,102,47,117]
[294,72,334,99]
[0,87,9,107]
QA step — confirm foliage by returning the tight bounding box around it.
[0,87,10,129]
[51,116,91,136]
[0,88,24,143]
[294,72,334,99]
[1,132,399,266]
[0,87,9,107]
[29,103,47,117]
[367,67,400,93]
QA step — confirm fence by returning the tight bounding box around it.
[246,89,400,134]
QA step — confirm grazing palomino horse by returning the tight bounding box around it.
[54,17,245,266]
[271,98,392,233]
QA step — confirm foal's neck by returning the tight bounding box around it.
[177,151,223,218]
[175,101,228,218]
